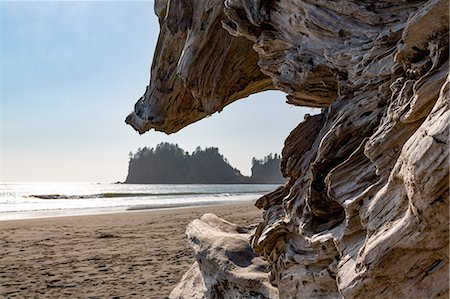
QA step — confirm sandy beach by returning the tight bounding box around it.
[0,202,262,298]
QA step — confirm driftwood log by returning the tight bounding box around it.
[126,0,449,298]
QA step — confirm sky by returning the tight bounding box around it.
[1,1,316,182]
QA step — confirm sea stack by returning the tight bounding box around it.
[126,0,449,298]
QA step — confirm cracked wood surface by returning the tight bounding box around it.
[126,0,449,298]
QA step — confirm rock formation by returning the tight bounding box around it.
[125,143,286,184]
[126,0,449,298]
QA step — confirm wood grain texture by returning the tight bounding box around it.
[127,0,449,298]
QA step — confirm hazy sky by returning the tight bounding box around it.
[1,1,315,182]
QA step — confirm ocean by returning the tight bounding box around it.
[0,182,279,220]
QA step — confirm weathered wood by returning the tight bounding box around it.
[127,0,449,298]
[125,0,273,134]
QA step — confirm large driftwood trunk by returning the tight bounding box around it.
[126,0,449,298]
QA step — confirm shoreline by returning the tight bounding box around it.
[0,200,257,222]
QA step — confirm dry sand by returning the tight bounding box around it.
[0,202,262,298]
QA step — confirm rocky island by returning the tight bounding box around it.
[126,0,449,298]
[125,142,285,184]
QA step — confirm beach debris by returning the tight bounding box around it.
[170,213,277,298]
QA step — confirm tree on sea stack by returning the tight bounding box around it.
[125,143,285,184]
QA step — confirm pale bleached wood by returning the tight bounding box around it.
[127,0,449,298]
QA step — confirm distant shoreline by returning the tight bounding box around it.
[0,200,258,222]
[119,181,285,185]
[1,183,277,222]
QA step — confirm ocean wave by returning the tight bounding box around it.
[28,190,265,200]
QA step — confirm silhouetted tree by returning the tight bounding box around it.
[249,153,286,184]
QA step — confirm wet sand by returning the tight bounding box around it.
[0,202,262,298]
